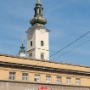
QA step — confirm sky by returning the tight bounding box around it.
[0,0,90,66]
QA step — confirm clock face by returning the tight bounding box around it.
[40,29,45,34]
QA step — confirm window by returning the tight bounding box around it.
[57,76,62,84]
[30,41,32,46]
[76,78,80,85]
[39,8,42,14]
[34,74,40,82]
[29,53,32,58]
[46,75,51,83]
[41,41,44,46]
[9,72,16,80]
[66,77,71,84]
[41,53,44,60]
[22,73,28,81]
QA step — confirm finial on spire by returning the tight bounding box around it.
[22,36,24,45]
[37,0,41,3]
[36,0,42,6]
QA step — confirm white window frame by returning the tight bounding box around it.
[46,75,51,83]
[76,78,80,85]
[57,76,62,84]
[34,74,40,82]
[22,73,28,81]
[9,72,16,80]
[66,77,71,84]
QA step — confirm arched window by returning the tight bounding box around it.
[41,41,44,46]
[39,8,41,14]
[30,41,32,46]
[41,53,44,60]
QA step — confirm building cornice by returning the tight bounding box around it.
[0,61,90,76]
[0,54,90,68]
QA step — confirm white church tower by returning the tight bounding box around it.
[26,0,50,60]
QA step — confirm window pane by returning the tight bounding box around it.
[76,78,80,85]
[9,72,16,80]
[34,74,40,82]
[57,76,61,84]
[22,73,28,81]
[46,75,51,83]
[66,77,71,84]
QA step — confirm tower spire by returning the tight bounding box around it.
[19,37,26,57]
[30,0,47,26]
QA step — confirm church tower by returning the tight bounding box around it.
[26,0,50,60]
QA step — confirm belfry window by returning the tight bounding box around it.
[39,8,41,14]
[30,41,32,46]
[41,53,44,60]
[29,53,32,58]
[41,41,44,46]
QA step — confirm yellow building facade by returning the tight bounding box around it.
[0,54,90,90]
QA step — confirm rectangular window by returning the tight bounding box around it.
[41,53,44,60]
[41,41,44,46]
[66,77,71,84]
[76,78,80,85]
[46,75,51,83]
[30,41,32,46]
[9,72,16,80]
[57,76,62,84]
[34,74,40,82]
[22,73,28,81]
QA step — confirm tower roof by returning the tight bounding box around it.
[30,0,47,26]
[19,44,25,53]
[19,38,26,57]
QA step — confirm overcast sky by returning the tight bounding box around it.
[0,0,90,66]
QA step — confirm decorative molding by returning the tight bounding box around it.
[0,54,90,69]
[0,61,90,76]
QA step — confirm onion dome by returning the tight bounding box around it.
[30,0,47,26]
